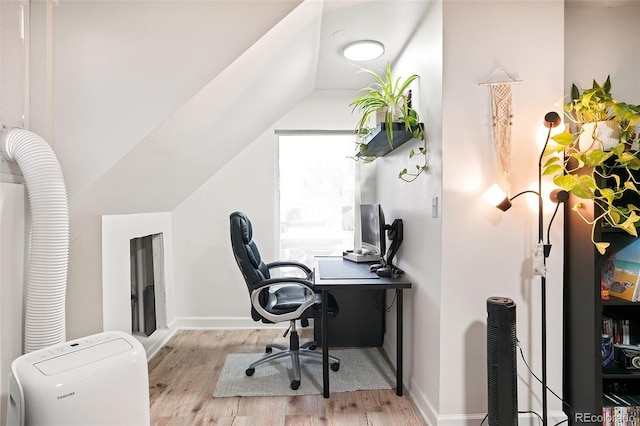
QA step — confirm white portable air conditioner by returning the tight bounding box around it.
[7,331,150,426]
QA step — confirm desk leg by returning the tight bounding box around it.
[322,289,329,398]
[396,288,403,396]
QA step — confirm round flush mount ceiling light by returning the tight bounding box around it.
[342,40,385,61]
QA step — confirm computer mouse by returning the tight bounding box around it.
[369,263,383,272]
[376,267,392,277]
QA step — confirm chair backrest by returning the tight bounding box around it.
[230,211,271,288]
[230,212,271,321]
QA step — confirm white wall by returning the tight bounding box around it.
[0,0,27,181]
[0,183,24,426]
[41,0,301,199]
[565,3,640,101]
[437,1,565,424]
[0,2,27,423]
[0,0,26,130]
[372,1,443,423]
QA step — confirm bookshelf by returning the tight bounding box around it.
[563,166,640,425]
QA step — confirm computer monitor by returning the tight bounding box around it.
[360,203,386,256]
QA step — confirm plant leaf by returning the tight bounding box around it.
[542,164,563,176]
[572,175,597,199]
[554,174,577,191]
[619,153,640,170]
[551,132,574,146]
[543,157,561,167]
[600,187,616,204]
[596,242,610,255]
[609,209,620,224]
[628,203,640,211]
[620,212,640,236]
[603,75,612,93]
[582,149,612,166]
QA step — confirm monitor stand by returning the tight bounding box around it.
[384,219,403,266]
[342,251,381,263]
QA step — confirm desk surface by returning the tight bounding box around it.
[313,257,411,290]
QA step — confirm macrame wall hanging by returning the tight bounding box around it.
[479,68,522,196]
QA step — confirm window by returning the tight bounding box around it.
[279,134,356,268]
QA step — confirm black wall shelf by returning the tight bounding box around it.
[357,122,422,158]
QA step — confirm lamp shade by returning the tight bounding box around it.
[544,111,561,129]
[550,189,569,204]
[483,184,512,211]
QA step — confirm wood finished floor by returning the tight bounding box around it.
[148,329,426,425]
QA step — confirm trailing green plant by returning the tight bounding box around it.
[543,76,640,254]
[349,62,427,182]
[543,131,640,254]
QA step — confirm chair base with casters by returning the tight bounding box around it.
[245,319,340,390]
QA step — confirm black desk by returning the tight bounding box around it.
[313,256,412,398]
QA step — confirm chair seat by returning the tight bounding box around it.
[265,286,339,319]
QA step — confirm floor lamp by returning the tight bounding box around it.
[483,111,568,426]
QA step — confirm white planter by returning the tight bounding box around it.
[578,120,621,152]
[375,105,401,126]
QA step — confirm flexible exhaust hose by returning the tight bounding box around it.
[3,128,69,353]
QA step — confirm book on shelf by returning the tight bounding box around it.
[603,316,632,346]
[602,240,640,302]
[602,395,640,426]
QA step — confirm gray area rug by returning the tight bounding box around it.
[213,348,395,397]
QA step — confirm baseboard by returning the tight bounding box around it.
[143,317,302,360]
[141,328,176,361]
[404,377,436,426]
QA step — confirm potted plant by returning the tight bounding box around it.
[349,62,427,182]
[564,76,618,152]
[544,78,640,253]
[564,76,640,152]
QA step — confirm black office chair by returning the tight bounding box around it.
[229,211,340,390]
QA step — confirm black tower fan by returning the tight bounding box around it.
[487,297,518,425]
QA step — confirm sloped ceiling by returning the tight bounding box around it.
[69,0,321,235]
[316,1,431,90]
[51,0,303,200]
